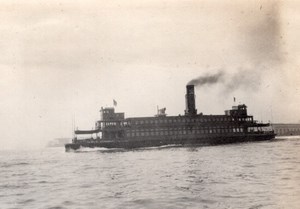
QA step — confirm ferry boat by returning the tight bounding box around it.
[65,85,276,151]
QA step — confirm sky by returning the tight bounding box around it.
[0,0,300,149]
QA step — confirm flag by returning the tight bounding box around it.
[113,99,117,106]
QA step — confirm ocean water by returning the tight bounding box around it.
[0,137,300,209]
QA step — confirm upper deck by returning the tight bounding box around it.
[93,104,270,131]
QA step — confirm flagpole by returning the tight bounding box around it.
[113,99,117,108]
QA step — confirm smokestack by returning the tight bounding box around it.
[185,85,197,116]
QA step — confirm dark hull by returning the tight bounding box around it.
[65,133,276,151]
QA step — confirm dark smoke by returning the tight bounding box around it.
[224,68,262,93]
[187,71,225,86]
[223,1,283,93]
[188,1,283,93]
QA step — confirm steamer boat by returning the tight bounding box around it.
[65,85,275,151]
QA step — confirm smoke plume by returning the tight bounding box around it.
[189,1,283,93]
[224,68,262,93]
[224,1,282,92]
[241,0,283,66]
[187,71,225,86]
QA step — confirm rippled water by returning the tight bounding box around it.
[1,137,300,209]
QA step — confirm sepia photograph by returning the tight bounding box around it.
[0,0,299,208]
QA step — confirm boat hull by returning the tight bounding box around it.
[65,133,276,151]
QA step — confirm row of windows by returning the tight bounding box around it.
[104,122,117,126]
[133,126,240,131]
[101,110,114,114]
[99,118,253,128]
[98,121,129,127]
[126,127,244,137]
[130,117,237,125]
[236,118,252,122]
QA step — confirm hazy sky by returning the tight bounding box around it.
[1,0,300,149]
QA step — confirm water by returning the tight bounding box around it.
[1,137,300,209]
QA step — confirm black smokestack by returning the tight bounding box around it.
[185,85,197,116]
[188,71,224,87]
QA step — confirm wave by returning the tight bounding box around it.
[1,162,30,168]
[74,146,124,153]
[276,135,300,140]
[138,144,183,150]
[72,144,183,153]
